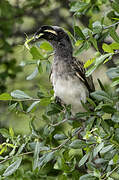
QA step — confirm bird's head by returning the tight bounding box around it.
[34,25,73,57]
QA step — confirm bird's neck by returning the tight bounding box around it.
[54,49,72,60]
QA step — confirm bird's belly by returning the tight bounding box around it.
[52,75,89,114]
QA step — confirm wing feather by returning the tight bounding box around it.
[71,57,95,93]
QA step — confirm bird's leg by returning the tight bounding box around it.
[55,96,62,106]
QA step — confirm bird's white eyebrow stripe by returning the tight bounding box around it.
[44,29,57,35]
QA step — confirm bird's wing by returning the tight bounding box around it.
[71,57,95,93]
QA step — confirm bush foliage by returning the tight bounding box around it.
[0,0,119,179]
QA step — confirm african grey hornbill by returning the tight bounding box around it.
[34,25,95,114]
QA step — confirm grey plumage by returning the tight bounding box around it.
[34,25,95,114]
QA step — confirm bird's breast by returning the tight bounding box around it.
[51,72,89,114]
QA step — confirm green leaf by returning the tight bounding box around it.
[85,64,96,77]
[3,157,22,177]
[112,2,119,13]
[101,119,110,134]
[113,154,119,164]
[54,134,67,140]
[69,139,87,149]
[38,61,43,73]
[110,42,119,49]
[57,174,67,180]
[30,46,44,60]
[0,164,5,173]
[80,174,95,180]
[74,26,86,40]
[95,158,107,164]
[75,40,84,47]
[37,90,45,99]
[86,53,113,76]
[0,146,7,155]
[26,67,38,80]
[102,104,116,113]
[40,98,51,106]
[70,2,88,13]
[46,61,51,73]
[86,97,96,108]
[9,127,14,137]
[33,141,40,170]
[29,118,39,137]
[110,27,119,43]
[40,42,53,51]
[112,112,119,122]
[38,151,56,169]
[84,58,95,68]
[74,41,90,56]
[26,101,40,113]
[47,103,63,115]
[78,152,90,167]
[11,90,32,99]
[93,169,101,178]
[112,18,119,21]
[86,116,96,131]
[95,53,113,66]
[0,93,12,100]
[8,102,18,111]
[91,90,112,103]
[92,21,102,34]
[81,100,90,112]
[93,142,104,157]
[76,112,92,118]
[106,67,119,79]
[111,79,119,87]
[102,43,114,53]
[100,145,113,154]
[0,128,9,138]
[16,144,26,155]
[89,37,98,50]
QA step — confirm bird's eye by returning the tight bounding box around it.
[59,31,64,36]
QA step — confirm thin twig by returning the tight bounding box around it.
[52,138,70,151]
[103,21,119,30]
[0,151,33,164]
[0,98,41,102]
[52,127,83,151]
[50,118,68,127]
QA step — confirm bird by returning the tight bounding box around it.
[34,25,95,115]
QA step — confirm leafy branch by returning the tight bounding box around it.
[0,151,33,165]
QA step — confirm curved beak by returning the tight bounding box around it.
[34,25,57,41]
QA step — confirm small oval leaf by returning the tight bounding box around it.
[69,139,87,149]
[93,142,104,157]
[0,93,12,100]
[100,145,113,154]
[3,157,22,177]
[26,67,38,80]
[54,134,67,140]
[27,101,40,113]
[79,152,90,167]
[11,90,31,99]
